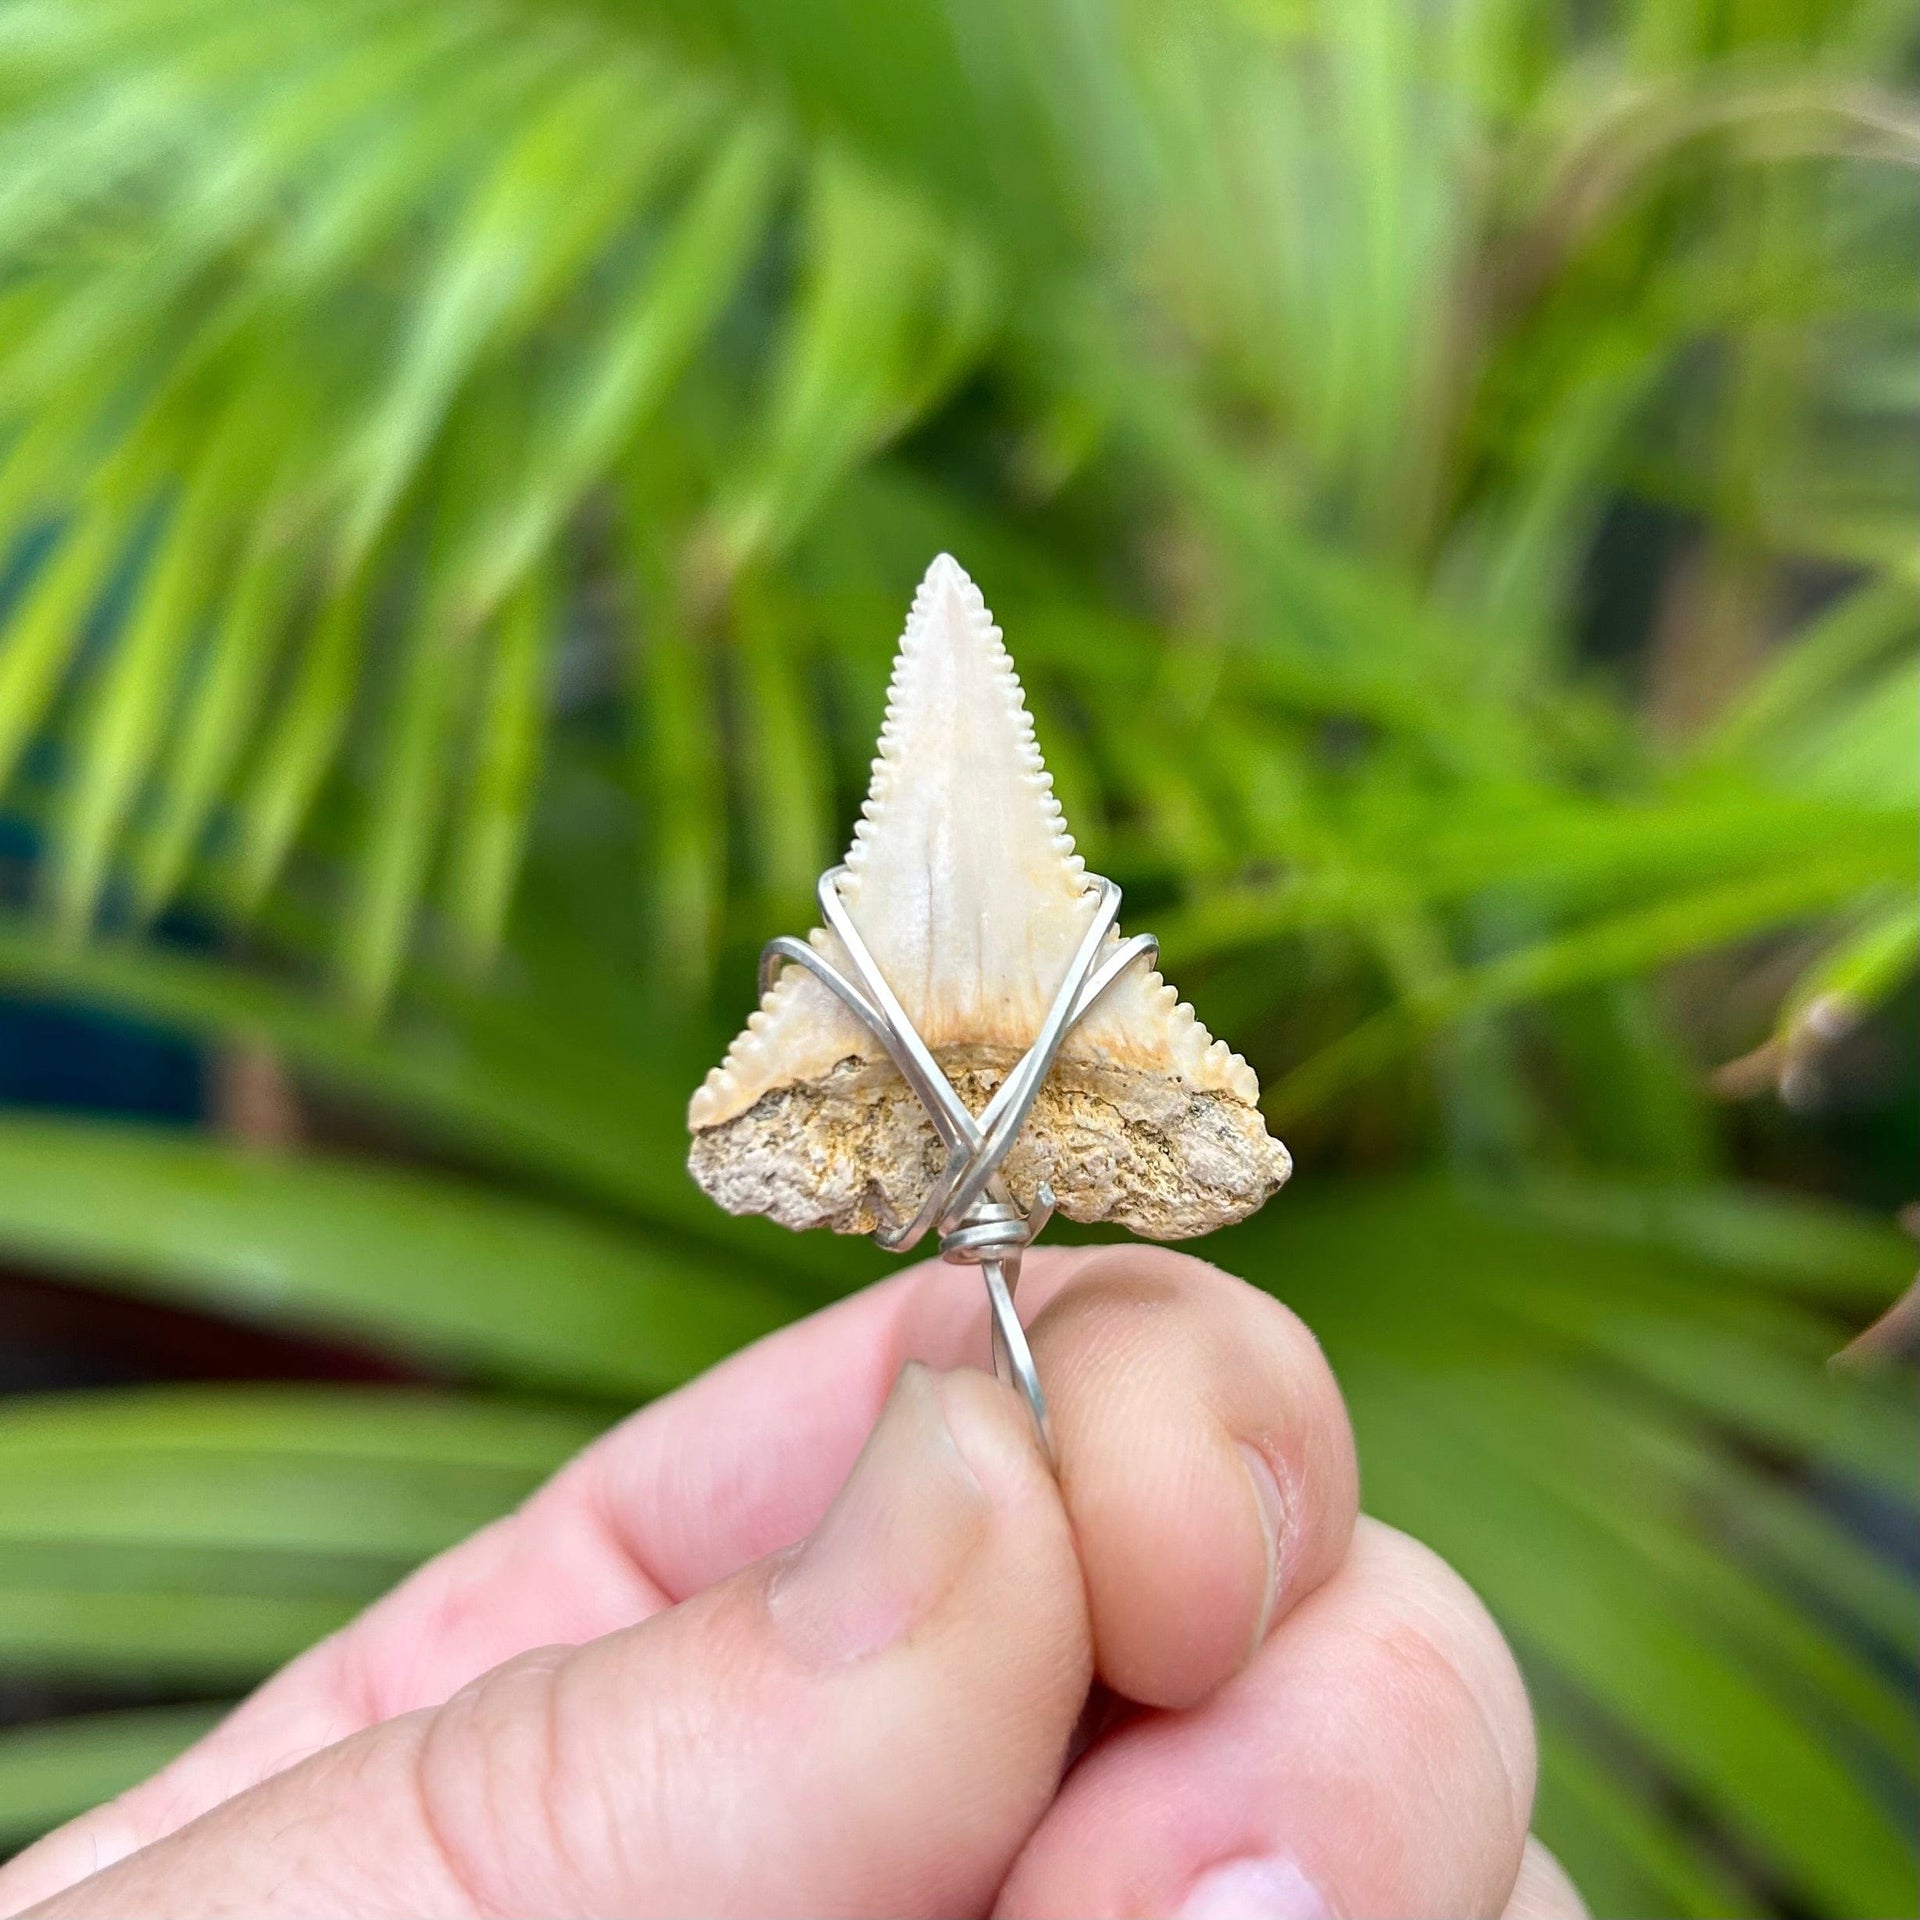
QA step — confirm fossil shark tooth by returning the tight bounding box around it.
[687,553,1291,1240]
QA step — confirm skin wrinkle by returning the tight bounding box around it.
[587,1623,716,1904]
[527,1651,589,1919]
[339,1603,408,1730]
[419,1648,595,1920]
[596,1665,689,1906]
[406,1712,500,1920]
[575,1442,683,1610]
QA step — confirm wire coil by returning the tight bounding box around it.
[760,865,1157,1457]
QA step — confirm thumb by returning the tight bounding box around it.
[23,1365,1093,1920]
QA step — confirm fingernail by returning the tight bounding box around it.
[1238,1441,1289,1649]
[1177,1855,1335,1920]
[768,1362,987,1666]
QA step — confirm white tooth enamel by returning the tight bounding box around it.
[687,553,1290,1240]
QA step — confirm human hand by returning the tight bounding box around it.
[0,1248,1584,1918]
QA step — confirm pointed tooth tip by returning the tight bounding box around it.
[909,553,991,639]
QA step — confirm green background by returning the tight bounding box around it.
[0,1,1914,1912]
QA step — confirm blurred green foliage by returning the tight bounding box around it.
[0,0,1914,1911]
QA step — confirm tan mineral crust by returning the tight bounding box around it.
[689,1046,1290,1240]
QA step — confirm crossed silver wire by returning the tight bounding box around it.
[760,866,1158,1457]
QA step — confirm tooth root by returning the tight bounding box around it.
[687,552,1289,1238]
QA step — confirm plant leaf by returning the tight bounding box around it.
[0,1115,799,1392]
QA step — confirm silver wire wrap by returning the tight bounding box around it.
[760,865,1158,1459]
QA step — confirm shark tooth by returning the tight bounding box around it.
[687,554,1290,1240]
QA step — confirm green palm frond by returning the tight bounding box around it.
[0,0,1914,1911]
[0,0,1909,1030]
